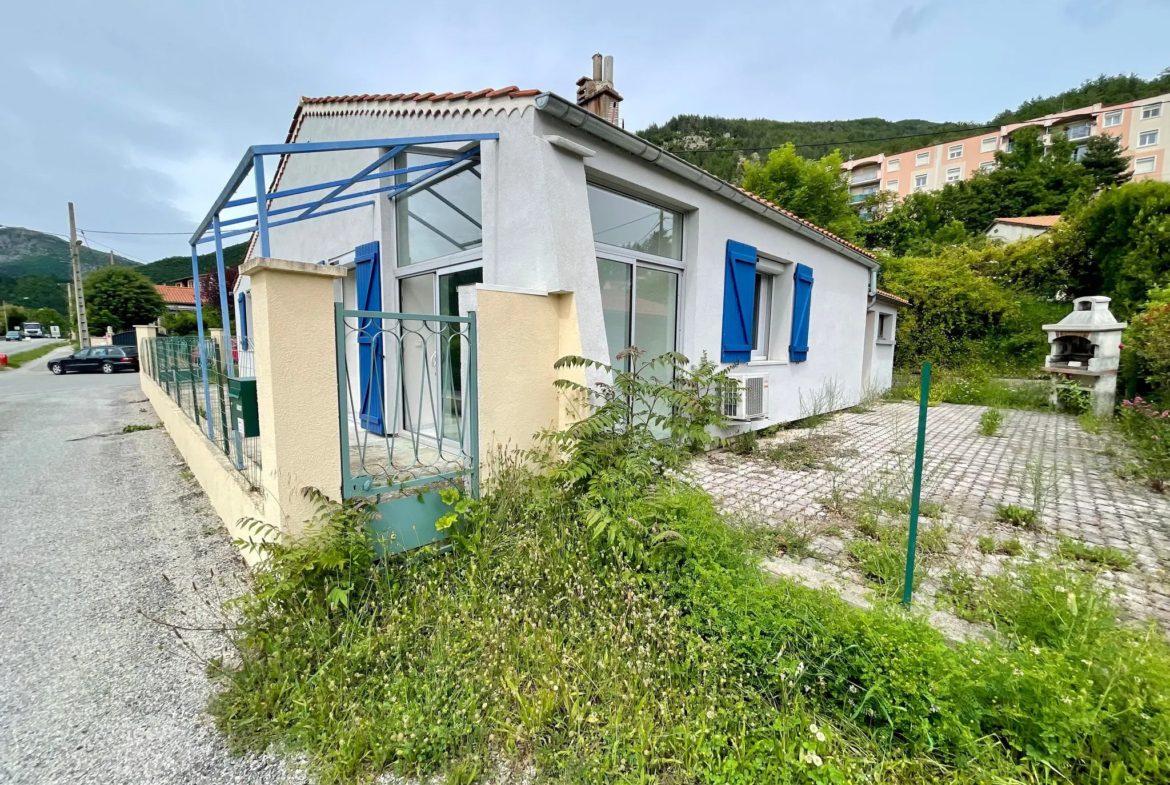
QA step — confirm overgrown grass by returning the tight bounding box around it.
[978,536,1024,557]
[889,368,1050,412]
[0,340,69,369]
[1058,536,1133,571]
[210,354,1170,784]
[995,503,1038,528]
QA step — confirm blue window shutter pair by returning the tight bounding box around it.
[790,263,814,362]
[354,241,385,435]
[721,240,758,363]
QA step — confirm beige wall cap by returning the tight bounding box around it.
[241,257,348,278]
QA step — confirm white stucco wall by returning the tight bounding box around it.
[865,301,900,393]
[236,97,878,432]
[986,222,1049,243]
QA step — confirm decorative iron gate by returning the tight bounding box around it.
[334,304,478,555]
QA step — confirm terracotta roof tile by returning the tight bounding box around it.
[156,285,197,306]
[731,186,876,260]
[992,215,1061,228]
[875,289,910,306]
[300,87,539,106]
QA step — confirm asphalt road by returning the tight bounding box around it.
[1,339,68,361]
[0,348,294,784]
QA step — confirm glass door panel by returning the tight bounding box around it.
[438,268,482,441]
[634,266,678,374]
[399,274,438,438]
[597,258,632,371]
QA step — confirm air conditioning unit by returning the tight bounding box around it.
[725,373,769,420]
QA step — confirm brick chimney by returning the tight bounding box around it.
[575,53,622,125]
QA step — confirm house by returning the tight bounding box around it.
[843,92,1170,202]
[986,215,1061,243]
[230,55,899,440]
[155,280,197,312]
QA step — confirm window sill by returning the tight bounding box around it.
[876,339,896,346]
[747,359,789,367]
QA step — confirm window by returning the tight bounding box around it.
[946,167,962,182]
[1073,145,1088,162]
[749,260,794,361]
[587,185,682,261]
[1142,103,1162,120]
[1104,111,1122,128]
[877,313,893,341]
[1139,129,1159,147]
[981,137,998,153]
[1067,124,1091,140]
[979,161,996,172]
[886,179,899,190]
[597,258,679,373]
[914,173,928,190]
[915,152,930,166]
[887,158,901,172]
[395,152,482,267]
[1134,156,1157,174]
[948,144,963,159]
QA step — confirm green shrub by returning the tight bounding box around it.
[995,504,1038,528]
[1118,397,1170,491]
[979,408,1003,436]
[1055,378,1092,414]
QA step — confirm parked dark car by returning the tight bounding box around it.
[48,346,139,375]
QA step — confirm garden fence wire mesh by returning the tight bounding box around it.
[141,336,263,491]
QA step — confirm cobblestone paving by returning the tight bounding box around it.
[693,402,1170,625]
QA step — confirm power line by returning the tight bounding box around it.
[680,124,1002,155]
[78,228,190,236]
[77,230,153,264]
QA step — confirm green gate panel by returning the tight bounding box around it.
[369,490,455,557]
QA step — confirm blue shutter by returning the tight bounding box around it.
[355,242,385,435]
[789,263,814,363]
[720,240,758,363]
[236,292,248,344]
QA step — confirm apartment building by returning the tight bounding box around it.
[843,92,1170,204]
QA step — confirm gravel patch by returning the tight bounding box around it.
[0,377,299,784]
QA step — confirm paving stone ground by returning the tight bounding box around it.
[693,401,1170,625]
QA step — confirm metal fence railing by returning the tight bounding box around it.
[142,336,263,492]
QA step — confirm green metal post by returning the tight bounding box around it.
[902,361,932,607]
[466,311,480,500]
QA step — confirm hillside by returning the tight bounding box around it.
[136,242,249,284]
[639,68,1170,183]
[0,225,138,280]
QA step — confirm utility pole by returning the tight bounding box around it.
[68,203,90,348]
[109,250,115,266]
[66,283,75,341]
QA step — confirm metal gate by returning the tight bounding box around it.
[334,304,478,555]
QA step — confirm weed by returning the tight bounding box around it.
[979,535,1024,556]
[919,500,944,518]
[773,521,814,558]
[995,504,1038,528]
[1077,412,1102,434]
[790,378,845,428]
[1025,460,1061,523]
[725,428,758,456]
[762,433,848,471]
[122,423,155,433]
[979,408,1003,437]
[917,525,949,555]
[978,535,997,555]
[1054,378,1092,414]
[1057,537,1133,571]
[999,537,1024,556]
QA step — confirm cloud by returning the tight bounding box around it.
[890,2,941,39]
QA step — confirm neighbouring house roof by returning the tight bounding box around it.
[875,290,910,307]
[258,89,878,271]
[156,285,197,306]
[990,215,1061,229]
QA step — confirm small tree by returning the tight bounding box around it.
[1080,133,1132,189]
[83,266,166,334]
[741,143,861,239]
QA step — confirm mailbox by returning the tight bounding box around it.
[228,376,259,437]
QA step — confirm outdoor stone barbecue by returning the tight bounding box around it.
[1043,295,1127,417]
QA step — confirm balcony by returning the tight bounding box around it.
[850,169,881,186]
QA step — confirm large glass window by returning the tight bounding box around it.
[596,258,678,373]
[597,258,632,370]
[587,185,682,260]
[396,153,482,266]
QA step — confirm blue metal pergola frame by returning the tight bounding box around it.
[186,133,498,441]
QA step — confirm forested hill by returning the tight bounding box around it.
[136,242,249,284]
[638,69,1170,183]
[638,117,988,182]
[0,225,138,280]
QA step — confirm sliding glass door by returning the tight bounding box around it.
[597,257,679,375]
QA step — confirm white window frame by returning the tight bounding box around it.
[392,151,484,272]
[876,312,895,343]
[1066,124,1091,140]
[1139,129,1159,148]
[594,245,686,367]
[887,158,901,172]
[1134,156,1157,174]
[979,161,996,172]
[981,137,998,153]
[1142,103,1162,120]
[948,144,963,159]
[915,152,930,166]
[748,257,793,365]
[1104,111,1122,128]
[886,179,899,190]
[946,167,962,182]
[913,173,928,190]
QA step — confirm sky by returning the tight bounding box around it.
[1,0,1167,263]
